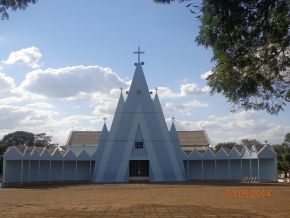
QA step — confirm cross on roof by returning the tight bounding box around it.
[133,46,145,65]
[155,87,158,94]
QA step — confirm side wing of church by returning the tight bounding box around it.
[2,48,277,186]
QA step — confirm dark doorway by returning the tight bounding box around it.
[129,160,149,181]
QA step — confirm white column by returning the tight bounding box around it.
[214,160,217,181]
[240,159,243,181]
[228,160,231,181]
[76,160,78,182]
[250,159,252,177]
[28,159,31,183]
[21,159,23,185]
[38,160,40,182]
[49,160,52,182]
[258,158,260,181]
[187,160,189,182]
[201,160,204,181]
[62,160,64,182]
[3,159,6,183]
[89,161,92,183]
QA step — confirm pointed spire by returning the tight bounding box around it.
[170,117,179,141]
[153,91,163,112]
[100,121,109,141]
[116,89,125,112]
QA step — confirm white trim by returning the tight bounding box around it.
[21,159,23,185]
[258,158,260,181]
[38,160,40,182]
[228,160,231,181]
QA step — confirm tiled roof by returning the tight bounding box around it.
[66,131,101,145]
[177,131,210,146]
[67,130,210,147]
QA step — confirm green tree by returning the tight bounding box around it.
[240,139,263,147]
[284,132,290,146]
[275,144,290,178]
[2,131,35,149]
[0,0,38,20]
[35,133,52,148]
[215,141,239,152]
[155,0,290,114]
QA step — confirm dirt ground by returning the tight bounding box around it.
[0,183,289,217]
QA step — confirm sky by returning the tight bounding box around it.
[0,0,289,145]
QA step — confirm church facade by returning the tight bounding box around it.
[2,48,277,186]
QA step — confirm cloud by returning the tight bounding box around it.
[156,83,210,99]
[154,86,179,98]
[20,65,129,98]
[2,47,42,69]
[164,100,208,116]
[171,111,290,144]
[200,70,213,80]
[180,83,210,96]
[0,72,15,93]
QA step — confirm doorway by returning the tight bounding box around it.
[129,160,149,181]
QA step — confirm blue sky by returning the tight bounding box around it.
[0,0,289,145]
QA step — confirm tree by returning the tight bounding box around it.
[275,144,290,178]
[240,139,263,147]
[155,0,290,114]
[215,141,239,152]
[35,133,52,148]
[0,0,38,20]
[284,132,290,146]
[1,131,35,149]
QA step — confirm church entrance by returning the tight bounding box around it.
[129,160,149,181]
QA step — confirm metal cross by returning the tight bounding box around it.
[133,46,145,64]
[120,87,123,94]
[103,117,107,124]
[155,87,158,94]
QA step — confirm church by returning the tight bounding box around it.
[2,48,277,186]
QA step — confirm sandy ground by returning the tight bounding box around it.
[0,183,289,217]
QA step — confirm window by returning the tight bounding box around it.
[135,141,144,149]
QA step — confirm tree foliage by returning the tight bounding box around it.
[0,0,38,20]
[155,0,290,114]
[2,131,35,149]
[284,132,290,145]
[240,138,263,147]
[1,131,53,150]
[215,141,239,151]
[275,143,290,178]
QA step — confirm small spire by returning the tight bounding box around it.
[171,116,175,123]
[155,87,158,94]
[103,117,107,125]
[133,46,145,65]
[120,87,123,94]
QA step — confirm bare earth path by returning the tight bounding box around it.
[0,183,289,217]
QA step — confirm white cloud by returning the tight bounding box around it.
[2,47,42,69]
[200,70,213,80]
[0,72,15,93]
[171,111,290,144]
[20,65,129,98]
[164,100,208,116]
[155,86,179,98]
[157,83,210,99]
[180,83,209,96]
